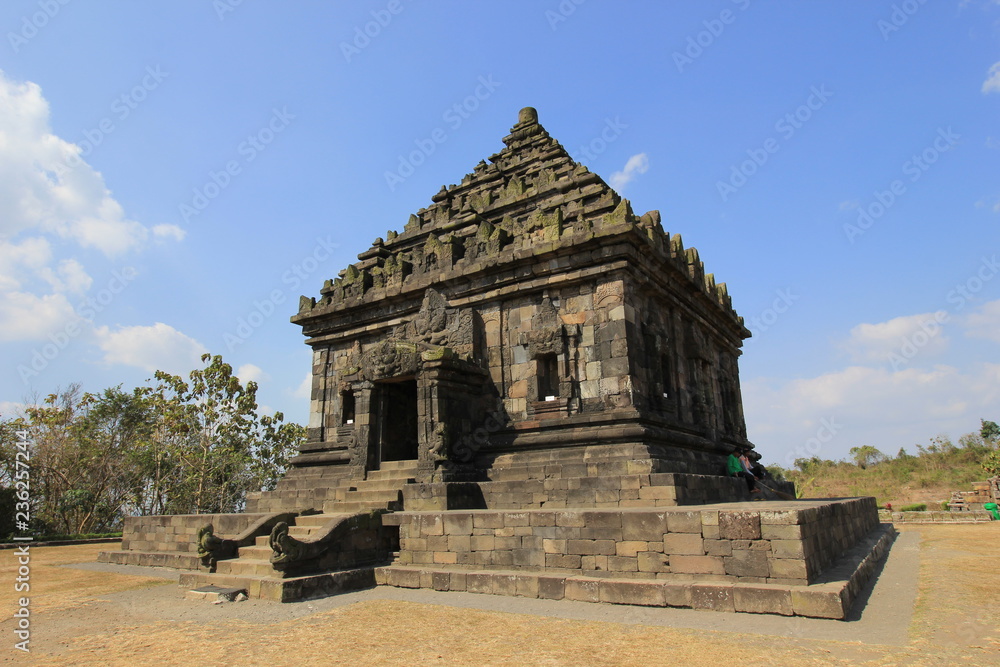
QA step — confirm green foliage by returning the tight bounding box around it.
[900,503,927,512]
[940,501,949,510]
[982,450,1000,478]
[770,420,997,506]
[981,419,1000,444]
[148,354,303,514]
[12,353,306,535]
[849,445,886,470]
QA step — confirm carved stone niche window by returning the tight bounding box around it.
[341,390,355,426]
[529,353,567,420]
[537,353,559,401]
[659,353,675,410]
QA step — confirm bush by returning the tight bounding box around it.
[940,501,950,511]
[900,503,927,512]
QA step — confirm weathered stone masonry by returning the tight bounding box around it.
[273,106,755,503]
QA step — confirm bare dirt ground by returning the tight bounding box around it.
[0,523,998,666]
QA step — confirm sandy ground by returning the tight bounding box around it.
[0,523,997,666]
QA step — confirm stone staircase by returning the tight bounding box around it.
[181,460,419,601]
[322,460,419,513]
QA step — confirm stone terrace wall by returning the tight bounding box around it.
[880,509,994,523]
[390,498,878,586]
[404,473,754,512]
[120,513,270,556]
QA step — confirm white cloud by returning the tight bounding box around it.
[745,363,1000,465]
[0,401,25,419]
[608,153,649,190]
[843,312,949,363]
[0,237,53,291]
[964,299,1000,343]
[94,323,207,375]
[293,371,312,399]
[152,224,186,242]
[237,363,269,385]
[983,61,1000,94]
[0,290,76,342]
[0,71,164,256]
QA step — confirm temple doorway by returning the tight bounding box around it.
[373,378,419,466]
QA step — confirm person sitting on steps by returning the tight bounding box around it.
[727,447,760,494]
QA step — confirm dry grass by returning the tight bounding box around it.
[5,526,1000,666]
[0,543,164,614]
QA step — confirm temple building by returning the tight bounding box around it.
[104,108,888,619]
[279,106,753,497]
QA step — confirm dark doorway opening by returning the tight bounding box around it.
[341,390,355,425]
[537,354,559,400]
[374,379,419,464]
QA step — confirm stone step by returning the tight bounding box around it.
[287,526,322,539]
[322,500,402,513]
[350,477,417,491]
[294,512,353,528]
[377,459,420,471]
[179,566,378,602]
[238,545,272,560]
[366,468,419,482]
[216,558,276,577]
[343,489,402,503]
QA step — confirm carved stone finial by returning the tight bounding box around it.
[518,107,538,125]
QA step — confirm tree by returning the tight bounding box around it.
[849,445,885,470]
[981,419,999,445]
[151,354,302,514]
[22,385,154,534]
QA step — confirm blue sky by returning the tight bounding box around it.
[1,0,998,467]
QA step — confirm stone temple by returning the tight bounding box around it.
[101,108,892,618]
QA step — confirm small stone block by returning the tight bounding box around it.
[515,574,539,598]
[733,585,793,616]
[719,511,761,540]
[663,533,704,555]
[466,573,493,594]
[690,583,735,612]
[791,587,848,620]
[599,580,666,607]
[565,577,601,603]
[537,576,566,600]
